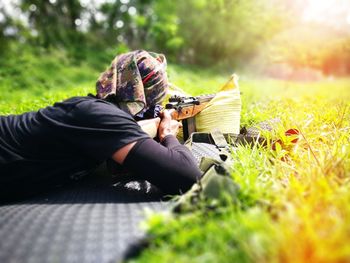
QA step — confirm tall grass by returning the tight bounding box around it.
[132,77,350,263]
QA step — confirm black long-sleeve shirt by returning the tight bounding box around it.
[0,96,201,199]
[124,135,201,195]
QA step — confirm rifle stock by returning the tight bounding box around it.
[137,94,215,140]
[166,94,215,140]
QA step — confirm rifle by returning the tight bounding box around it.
[166,94,215,140]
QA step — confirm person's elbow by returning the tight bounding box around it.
[162,151,202,195]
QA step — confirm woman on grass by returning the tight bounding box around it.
[0,50,201,200]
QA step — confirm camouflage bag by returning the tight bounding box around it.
[173,129,240,213]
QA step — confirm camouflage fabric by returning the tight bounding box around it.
[96,50,168,116]
[172,156,239,213]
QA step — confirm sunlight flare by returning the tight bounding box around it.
[302,0,350,27]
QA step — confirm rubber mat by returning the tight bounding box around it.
[0,138,236,263]
[0,171,169,263]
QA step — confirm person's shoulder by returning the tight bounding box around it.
[69,95,119,111]
[67,96,133,121]
[37,96,136,129]
[58,95,116,111]
[59,95,104,106]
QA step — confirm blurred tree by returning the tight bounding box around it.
[0,0,291,66]
[147,1,183,60]
[265,24,350,76]
[20,0,83,48]
[0,6,10,55]
[149,0,287,66]
[322,37,350,76]
[1,0,349,75]
[0,5,31,57]
[98,0,155,49]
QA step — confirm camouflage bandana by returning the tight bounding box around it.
[96,50,168,116]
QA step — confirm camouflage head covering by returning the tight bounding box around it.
[96,50,168,116]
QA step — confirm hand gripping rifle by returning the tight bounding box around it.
[166,94,215,140]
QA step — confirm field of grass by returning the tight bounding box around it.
[129,76,350,263]
[1,50,350,263]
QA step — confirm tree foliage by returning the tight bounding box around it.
[170,0,286,65]
[0,0,349,74]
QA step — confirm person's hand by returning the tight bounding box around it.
[137,117,161,138]
[158,109,182,142]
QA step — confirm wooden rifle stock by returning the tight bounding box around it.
[165,94,215,140]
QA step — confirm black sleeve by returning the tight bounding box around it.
[38,97,150,162]
[123,135,202,195]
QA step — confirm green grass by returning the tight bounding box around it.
[1,49,350,263]
[134,77,350,262]
[132,77,350,263]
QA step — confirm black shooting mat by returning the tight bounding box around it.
[0,167,170,263]
[0,140,233,263]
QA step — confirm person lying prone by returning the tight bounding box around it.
[0,50,202,200]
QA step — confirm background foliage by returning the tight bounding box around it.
[1,0,350,75]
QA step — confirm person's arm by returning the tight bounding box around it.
[123,136,201,194]
[112,109,179,164]
[112,117,161,163]
[137,118,160,138]
[112,110,202,194]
